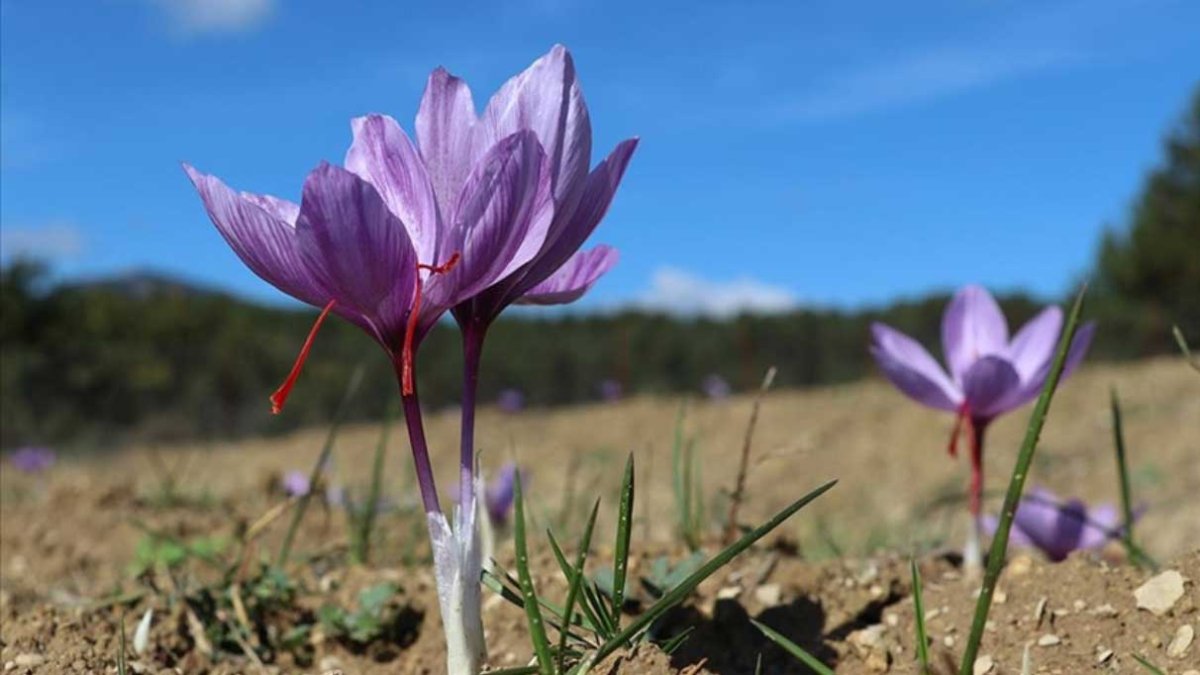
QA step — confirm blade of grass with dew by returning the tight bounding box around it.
[277,365,365,568]
[958,287,1086,675]
[557,499,602,670]
[545,530,603,641]
[911,558,930,673]
[750,619,835,675]
[610,454,635,627]
[354,399,392,564]
[1131,653,1167,674]
[514,474,554,674]
[583,479,837,668]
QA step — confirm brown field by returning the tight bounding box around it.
[1,356,1197,673]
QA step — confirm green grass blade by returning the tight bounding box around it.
[1109,388,1145,567]
[487,667,542,675]
[910,558,930,673]
[558,499,601,670]
[750,619,834,675]
[1173,324,1200,373]
[353,399,392,564]
[1131,653,1167,675]
[582,578,616,637]
[546,529,602,635]
[958,286,1086,675]
[590,479,836,664]
[277,365,364,568]
[610,454,635,627]
[514,474,554,674]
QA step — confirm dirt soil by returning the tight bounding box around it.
[1,357,1197,673]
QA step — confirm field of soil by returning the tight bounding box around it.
[1,356,1197,673]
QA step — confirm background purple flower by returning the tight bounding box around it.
[599,378,623,402]
[484,463,523,526]
[8,446,56,474]
[702,374,732,400]
[281,470,311,497]
[983,487,1135,562]
[497,388,525,414]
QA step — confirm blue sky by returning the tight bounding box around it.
[2,0,1197,314]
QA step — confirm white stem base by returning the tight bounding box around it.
[963,515,983,578]
[427,481,487,675]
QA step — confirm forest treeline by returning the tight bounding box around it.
[2,91,1196,450]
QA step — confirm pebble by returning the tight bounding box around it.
[1089,603,1118,617]
[1134,570,1185,616]
[943,635,955,648]
[1096,648,1114,664]
[973,654,994,674]
[754,583,782,606]
[1033,597,1048,627]
[1008,554,1033,576]
[716,585,741,600]
[1167,624,1194,659]
[3,662,12,672]
[1037,634,1061,647]
[14,654,45,668]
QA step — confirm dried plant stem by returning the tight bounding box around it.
[723,366,777,544]
[958,286,1087,674]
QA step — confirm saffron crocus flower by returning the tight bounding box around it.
[484,463,522,526]
[982,487,1133,562]
[702,374,732,400]
[599,378,624,402]
[870,285,1095,567]
[496,388,525,414]
[281,470,311,497]
[9,446,56,474]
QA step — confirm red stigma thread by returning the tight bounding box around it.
[401,252,461,396]
[270,299,337,415]
[947,402,971,458]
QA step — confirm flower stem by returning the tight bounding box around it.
[460,323,487,507]
[395,359,441,515]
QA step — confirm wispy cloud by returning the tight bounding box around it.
[0,222,87,260]
[636,266,798,317]
[148,0,277,36]
[775,46,1080,123]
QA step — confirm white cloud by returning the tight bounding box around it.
[0,222,86,260]
[777,46,1078,123]
[149,0,277,36]
[637,266,798,317]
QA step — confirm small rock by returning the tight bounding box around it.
[1096,648,1114,664]
[865,650,890,673]
[1033,597,1048,627]
[318,656,343,671]
[754,583,782,606]
[3,662,13,672]
[973,654,995,674]
[1134,570,1186,616]
[884,612,899,627]
[849,624,887,651]
[943,635,955,648]
[1072,599,1086,611]
[1007,554,1034,576]
[14,654,45,668]
[994,590,1006,604]
[1090,603,1118,617]
[1037,634,1061,647]
[1167,624,1195,659]
[716,585,741,600]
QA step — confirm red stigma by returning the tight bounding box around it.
[270,299,336,415]
[401,252,461,396]
[947,402,970,458]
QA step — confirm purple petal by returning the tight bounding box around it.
[184,164,328,308]
[295,163,419,341]
[434,130,554,310]
[1077,503,1121,550]
[941,285,1010,384]
[517,245,617,305]
[415,67,480,220]
[485,463,520,524]
[869,323,962,412]
[240,192,300,227]
[344,114,442,264]
[1009,321,1096,409]
[981,513,1034,549]
[480,44,592,214]
[1007,306,1062,382]
[512,139,638,300]
[959,355,1022,418]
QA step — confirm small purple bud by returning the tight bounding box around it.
[983,487,1137,562]
[9,447,56,474]
[485,463,523,526]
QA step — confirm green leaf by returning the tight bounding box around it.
[750,619,834,675]
[589,479,836,665]
[911,558,930,673]
[610,454,635,627]
[558,499,601,671]
[1131,653,1167,675]
[514,473,554,674]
